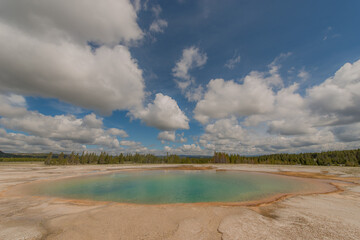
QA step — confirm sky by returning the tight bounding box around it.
[0,0,360,155]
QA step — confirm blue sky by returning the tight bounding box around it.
[0,0,360,155]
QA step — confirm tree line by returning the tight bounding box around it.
[44,152,211,165]
[44,149,360,166]
[213,149,360,166]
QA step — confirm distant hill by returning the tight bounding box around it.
[0,151,47,158]
[0,151,17,158]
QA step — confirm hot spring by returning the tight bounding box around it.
[30,170,323,204]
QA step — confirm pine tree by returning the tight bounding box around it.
[58,152,65,165]
[45,152,53,165]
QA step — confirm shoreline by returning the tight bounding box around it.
[0,163,359,239]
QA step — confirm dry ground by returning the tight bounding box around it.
[0,163,359,240]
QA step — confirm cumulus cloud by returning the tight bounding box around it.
[131,0,142,12]
[194,57,360,155]
[258,83,316,135]
[119,140,149,153]
[130,93,189,131]
[0,94,157,154]
[0,23,144,115]
[184,85,204,102]
[198,118,340,155]
[173,46,207,86]
[158,131,188,143]
[204,118,247,140]
[107,128,129,138]
[181,144,202,152]
[0,95,128,152]
[0,1,188,136]
[120,140,140,147]
[0,128,86,153]
[172,46,207,102]
[0,0,143,46]
[194,57,289,124]
[0,0,145,115]
[164,144,205,155]
[198,118,253,154]
[307,59,360,125]
[0,126,146,155]
[267,120,316,135]
[158,131,176,142]
[0,112,126,148]
[177,132,188,143]
[1,0,359,159]
[0,94,27,118]
[194,77,275,123]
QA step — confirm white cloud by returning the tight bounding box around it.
[82,113,103,129]
[107,128,129,138]
[191,57,360,155]
[158,131,188,143]
[307,59,360,125]
[158,131,176,142]
[267,120,316,135]
[181,144,202,152]
[131,0,142,12]
[0,1,145,115]
[0,0,143,46]
[204,117,247,140]
[173,46,208,103]
[0,121,149,154]
[176,80,192,91]
[298,68,310,81]
[149,19,168,33]
[0,128,85,153]
[149,4,168,33]
[194,76,276,123]
[224,54,241,69]
[260,83,316,135]
[0,94,27,118]
[172,46,207,81]
[194,53,310,125]
[194,56,289,124]
[198,118,253,154]
[197,117,343,155]
[120,140,140,147]
[130,93,189,131]
[177,132,188,143]
[164,144,205,155]
[0,96,128,151]
[0,23,144,115]
[119,140,149,154]
[0,112,123,148]
[185,85,204,102]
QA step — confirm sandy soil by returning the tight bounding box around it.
[0,163,359,240]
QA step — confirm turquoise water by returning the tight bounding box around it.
[31,170,315,204]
